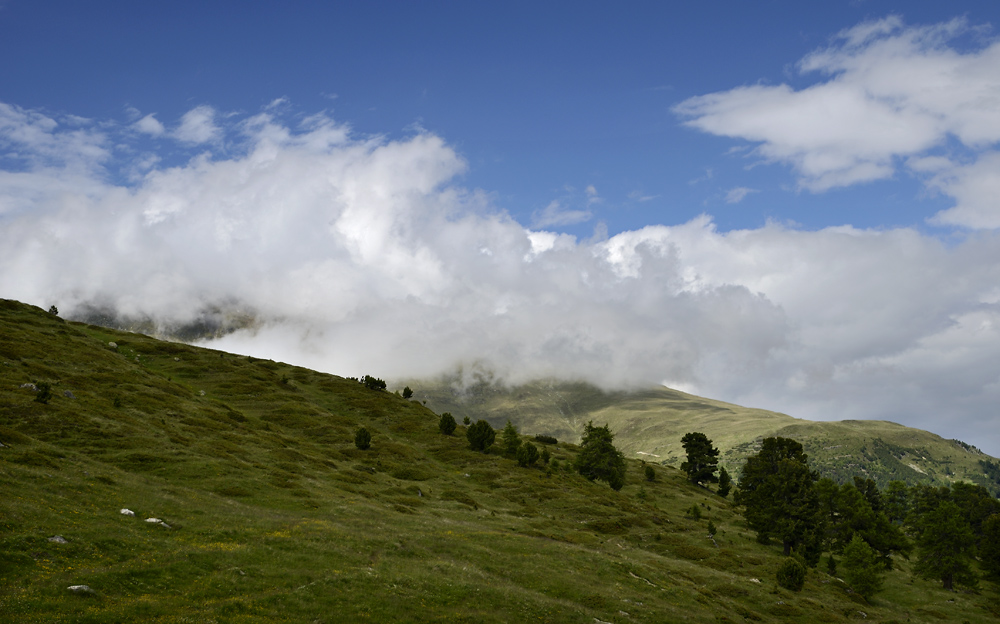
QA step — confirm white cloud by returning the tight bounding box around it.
[675,16,1000,228]
[2,100,1000,455]
[530,200,592,228]
[174,105,221,144]
[133,113,165,137]
[725,186,758,204]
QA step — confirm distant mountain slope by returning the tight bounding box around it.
[408,376,1000,493]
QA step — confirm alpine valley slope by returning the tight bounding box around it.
[2,299,999,623]
[407,376,1000,494]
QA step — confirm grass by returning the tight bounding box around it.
[1,298,999,622]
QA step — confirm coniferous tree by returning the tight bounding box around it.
[913,500,978,590]
[717,466,732,498]
[466,420,495,452]
[842,534,884,601]
[883,480,909,524]
[734,437,822,562]
[516,442,539,467]
[402,386,413,399]
[680,432,720,486]
[438,412,457,435]
[982,513,1000,586]
[354,427,372,450]
[501,420,521,458]
[574,421,626,491]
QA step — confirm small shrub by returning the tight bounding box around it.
[550,458,561,470]
[112,395,123,408]
[540,448,550,464]
[462,416,471,425]
[707,519,717,536]
[644,465,656,482]
[687,504,702,520]
[354,427,372,450]
[776,557,807,592]
[533,434,558,445]
[826,554,837,576]
[402,386,413,399]
[34,382,52,404]
[439,412,457,435]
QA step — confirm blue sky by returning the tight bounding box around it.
[5,0,995,234]
[4,1,1000,455]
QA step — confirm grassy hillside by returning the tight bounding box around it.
[1,299,999,622]
[409,377,1000,493]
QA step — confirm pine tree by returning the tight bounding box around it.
[516,442,539,467]
[354,427,372,450]
[574,421,626,491]
[842,534,884,600]
[438,412,457,435]
[680,432,720,486]
[913,500,978,590]
[734,437,822,562]
[466,420,495,452]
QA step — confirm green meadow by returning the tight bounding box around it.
[1,299,998,622]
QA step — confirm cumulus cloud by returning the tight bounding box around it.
[675,15,1000,228]
[2,100,1000,455]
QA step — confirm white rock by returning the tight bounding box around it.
[49,535,68,543]
[145,517,162,523]
[108,342,117,348]
[120,508,135,516]
[67,585,93,594]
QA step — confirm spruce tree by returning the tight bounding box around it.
[354,427,372,450]
[439,412,457,435]
[516,442,539,467]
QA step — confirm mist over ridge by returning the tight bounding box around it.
[2,102,1000,456]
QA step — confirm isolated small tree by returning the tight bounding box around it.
[644,465,656,482]
[707,519,717,536]
[501,420,521,458]
[466,420,495,453]
[574,421,626,491]
[717,466,732,498]
[463,415,471,426]
[354,426,372,450]
[439,412,457,435]
[687,504,703,520]
[47,305,58,316]
[516,442,539,467]
[34,382,52,404]
[826,554,837,576]
[540,448,551,464]
[680,432,720,486]
[776,557,806,592]
[402,386,413,399]
[842,533,884,601]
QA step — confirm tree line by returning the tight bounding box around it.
[681,432,1000,597]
